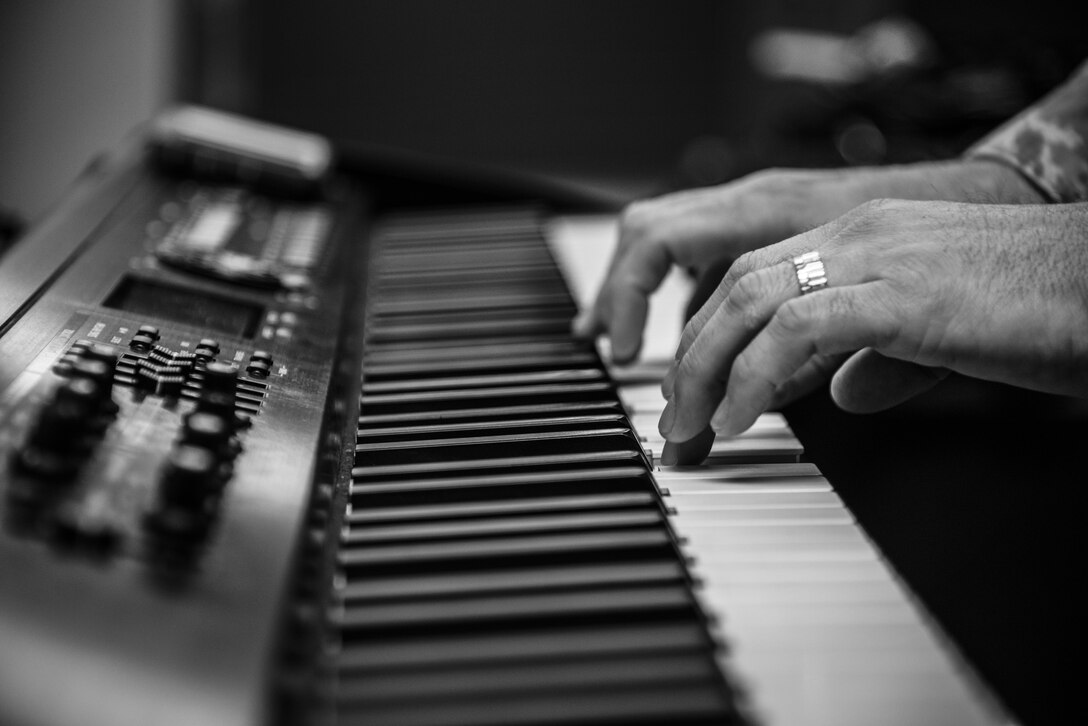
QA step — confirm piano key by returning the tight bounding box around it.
[334,622,717,671]
[343,509,665,545]
[355,428,644,467]
[366,316,572,343]
[339,560,686,603]
[375,251,556,273]
[355,414,630,443]
[354,450,647,481]
[361,368,605,394]
[358,400,622,427]
[362,351,598,378]
[347,491,657,524]
[334,654,721,703]
[359,382,616,414]
[331,584,701,633]
[336,683,736,726]
[337,529,676,573]
[351,466,653,502]
[336,207,1010,726]
[665,490,843,509]
[655,470,1002,726]
[363,336,586,361]
[371,290,573,315]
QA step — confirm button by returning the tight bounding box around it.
[246,360,271,378]
[194,338,221,362]
[250,350,273,365]
[130,334,156,352]
[137,325,161,340]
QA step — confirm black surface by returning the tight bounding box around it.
[784,377,1083,726]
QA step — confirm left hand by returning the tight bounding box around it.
[660,199,1088,459]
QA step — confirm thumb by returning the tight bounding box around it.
[830,348,950,413]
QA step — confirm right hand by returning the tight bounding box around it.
[572,161,1044,366]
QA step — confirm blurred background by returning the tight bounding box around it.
[2,0,1084,225]
[1,2,1085,724]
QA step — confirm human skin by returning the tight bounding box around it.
[658,199,1088,453]
[573,160,1044,363]
[572,161,1081,463]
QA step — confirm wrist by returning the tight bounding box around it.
[840,160,1047,206]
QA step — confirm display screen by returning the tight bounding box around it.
[103,277,264,338]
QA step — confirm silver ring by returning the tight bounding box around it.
[793,250,828,295]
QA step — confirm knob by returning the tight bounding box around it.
[49,504,121,558]
[197,361,238,418]
[69,358,119,416]
[14,380,99,479]
[181,411,238,459]
[159,444,222,507]
[35,379,99,446]
[83,342,119,366]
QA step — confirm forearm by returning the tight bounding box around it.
[820,158,1048,209]
[966,60,1088,203]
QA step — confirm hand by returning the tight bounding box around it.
[573,161,1043,364]
[661,200,1088,458]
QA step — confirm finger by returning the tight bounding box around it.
[571,308,602,339]
[659,426,716,466]
[672,228,835,369]
[662,260,802,442]
[831,348,950,412]
[768,352,850,409]
[608,285,653,363]
[589,241,673,365]
[712,284,898,437]
[661,360,678,400]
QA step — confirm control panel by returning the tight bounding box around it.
[0,108,367,726]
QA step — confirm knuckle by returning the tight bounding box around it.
[724,271,772,330]
[722,250,761,289]
[839,198,889,228]
[853,197,898,217]
[729,349,762,386]
[730,269,769,304]
[741,167,788,192]
[773,297,816,337]
[618,199,657,238]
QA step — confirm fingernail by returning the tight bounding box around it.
[659,441,677,466]
[710,400,731,436]
[659,400,677,436]
[612,340,636,364]
[661,364,677,399]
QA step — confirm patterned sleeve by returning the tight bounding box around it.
[966,60,1088,203]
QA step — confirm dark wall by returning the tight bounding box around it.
[185,0,1084,195]
[193,1,762,187]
